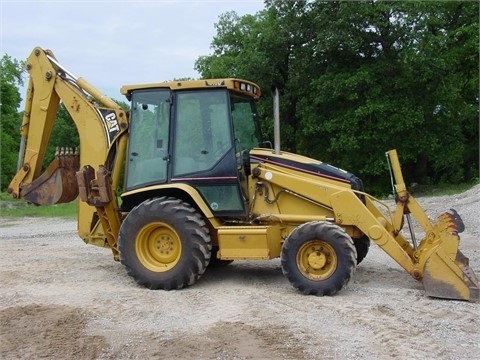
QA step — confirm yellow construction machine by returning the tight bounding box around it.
[8,47,479,301]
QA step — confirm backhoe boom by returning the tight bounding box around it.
[8,47,128,248]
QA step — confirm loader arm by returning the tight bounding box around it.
[8,47,129,250]
[250,151,479,301]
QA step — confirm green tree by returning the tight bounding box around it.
[195,1,317,151]
[297,1,430,188]
[297,0,479,188]
[196,0,479,193]
[402,1,479,183]
[0,55,24,190]
[44,103,80,166]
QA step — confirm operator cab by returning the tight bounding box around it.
[121,79,263,217]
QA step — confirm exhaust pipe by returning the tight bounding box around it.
[273,87,280,155]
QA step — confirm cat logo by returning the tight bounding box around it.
[105,112,119,133]
[97,109,121,145]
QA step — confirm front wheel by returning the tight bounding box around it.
[118,197,211,290]
[281,221,356,296]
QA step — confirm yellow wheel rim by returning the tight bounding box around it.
[297,240,337,280]
[135,222,182,272]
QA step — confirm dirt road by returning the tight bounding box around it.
[1,186,479,359]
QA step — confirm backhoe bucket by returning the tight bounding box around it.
[20,150,80,205]
[421,210,479,302]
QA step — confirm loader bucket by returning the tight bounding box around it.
[421,209,479,302]
[20,150,80,205]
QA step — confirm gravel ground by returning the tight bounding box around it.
[0,185,479,360]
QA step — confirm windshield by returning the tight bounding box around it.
[125,89,170,189]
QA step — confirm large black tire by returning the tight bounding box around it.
[354,235,370,265]
[118,197,211,290]
[281,221,356,296]
[208,246,234,267]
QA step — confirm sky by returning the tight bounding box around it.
[0,0,265,103]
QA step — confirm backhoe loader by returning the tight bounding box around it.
[8,47,479,301]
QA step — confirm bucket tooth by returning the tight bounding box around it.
[446,208,465,233]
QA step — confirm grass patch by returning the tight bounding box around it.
[0,192,78,219]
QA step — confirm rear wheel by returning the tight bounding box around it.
[118,197,211,290]
[281,221,356,296]
[354,235,370,264]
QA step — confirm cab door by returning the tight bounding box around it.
[171,89,246,216]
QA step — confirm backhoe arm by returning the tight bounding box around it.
[8,47,128,202]
[8,47,129,248]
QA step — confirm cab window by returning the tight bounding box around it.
[173,90,232,176]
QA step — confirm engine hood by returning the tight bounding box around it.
[249,148,364,192]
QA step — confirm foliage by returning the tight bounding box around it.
[195,0,479,193]
[0,55,24,190]
[39,103,80,167]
